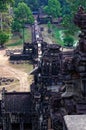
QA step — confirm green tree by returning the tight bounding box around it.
[26,0,39,11]
[0,0,14,31]
[14,2,34,25]
[63,35,74,47]
[0,31,9,48]
[0,0,14,48]
[12,18,22,32]
[66,0,86,11]
[0,0,14,11]
[12,2,34,42]
[59,0,70,16]
[14,0,39,11]
[0,10,13,32]
[63,0,86,35]
[12,2,34,32]
[44,0,61,18]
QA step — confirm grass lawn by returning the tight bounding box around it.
[52,25,65,46]
[6,27,32,48]
[52,25,79,47]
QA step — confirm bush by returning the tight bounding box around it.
[63,35,74,47]
[11,19,22,32]
[0,31,9,48]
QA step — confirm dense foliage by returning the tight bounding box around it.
[14,2,34,24]
[62,0,86,35]
[0,0,14,47]
[12,2,34,33]
[0,31,9,47]
[0,0,34,47]
[44,0,61,18]
[14,0,48,10]
[14,0,39,10]
[0,0,86,47]
[63,35,74,47]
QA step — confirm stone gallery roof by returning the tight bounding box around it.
[4,92,32,113]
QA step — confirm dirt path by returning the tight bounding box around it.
[0,50,32,92]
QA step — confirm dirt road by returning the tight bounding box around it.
[0,50,32,92]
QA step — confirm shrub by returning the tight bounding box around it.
[0,31,9,48]
[63,35,74,47]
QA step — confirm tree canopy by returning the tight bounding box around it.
[14,0,39,10]
[0,0,14,47]
[12,2,34,33]
[44,0,61,18]
[62,0,86,35]
[0,31,9,48]
[0,0,86,47]
[14,2,34,24]
[0,0,14,11]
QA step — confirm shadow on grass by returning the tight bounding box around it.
[6,28,31,48]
